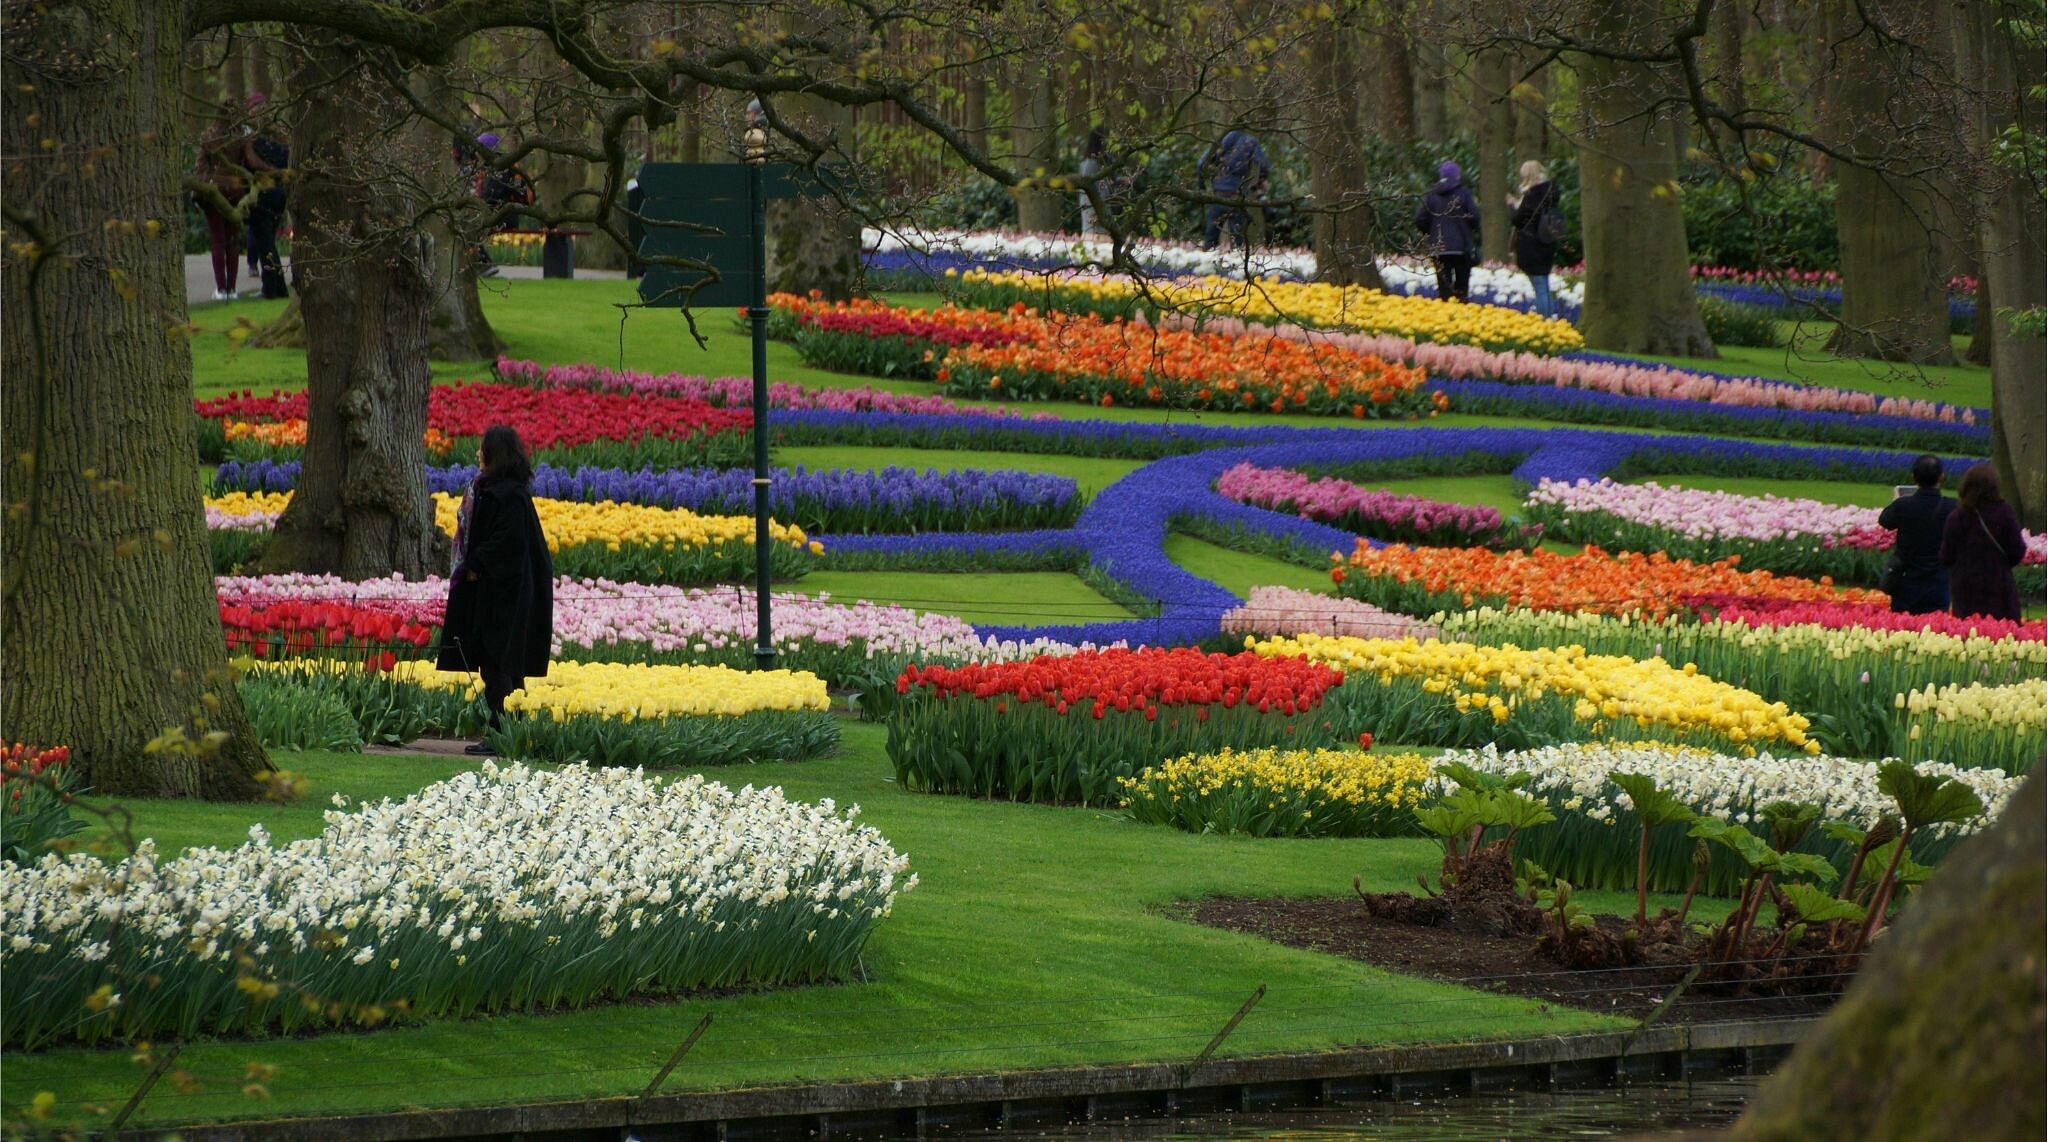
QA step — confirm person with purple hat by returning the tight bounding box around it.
[1415,159,1481,302]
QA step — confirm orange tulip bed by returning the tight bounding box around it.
[770,292,1442,419]
[1330,541,1887,619]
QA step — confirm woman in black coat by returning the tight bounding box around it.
[1507,160,1561,318]
[437,425,554,754]
[1940,463,2027,622]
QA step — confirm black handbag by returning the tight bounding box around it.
[1879,554,1904,595]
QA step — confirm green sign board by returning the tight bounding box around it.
[634,162,815,308]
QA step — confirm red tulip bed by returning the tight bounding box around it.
[198,382,754,468]
[885,647,1355,805]
[220,600,438,673]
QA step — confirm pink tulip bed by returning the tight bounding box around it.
[1216,462,1536,550]
[1524,478,2047,591]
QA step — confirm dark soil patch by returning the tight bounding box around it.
[1179,896,1840,1024]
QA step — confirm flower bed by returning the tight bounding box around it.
[200,382,753,469]
[946,269,1584,354]
[886,648,1349,804]
[213,460,1082,535]
[1525,478,2046,589]
[1220,586,1439,642]
[248,659,840,768]
[1896,680,2047,775]
[1120,746,1429,838]
[3,744,80,866]
[1216,463,1533,549]
[495,356,1051,419]
[0,763,911,1048]
[204,492,819,585]
[1437,742,2015,896]
[1332,541,1883,619]
[769,293,1440,419]
[221,599,437,672]
[1248,633,1818,756]
[1437,606,2046,760]
[1688,595,2046,642]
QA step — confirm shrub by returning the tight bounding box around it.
[1697,294,1783,348]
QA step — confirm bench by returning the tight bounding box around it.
[495,227,592,279]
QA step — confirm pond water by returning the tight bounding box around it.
[945,1075,1763,1140]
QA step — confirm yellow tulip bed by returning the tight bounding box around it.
[948,268,1584,355]
[246,659,839,768]
[1246,632,1819,756]
[205,492,820,585]
[1895,680,2047,775]
[1120,746,1432,838]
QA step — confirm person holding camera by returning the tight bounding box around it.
[1877,454,1955,615]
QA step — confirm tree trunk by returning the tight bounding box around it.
[1715,0,1745,118]
[1823,0,1957,366]
[1413,1,1448,145]
[1730,777,2045,1139]
[2,0,269,800]
[1511,50,1548,161]
[764,93,862,299]
[1965,273,1993,365]
[1958,0,2047,531]
[1368,5,1416,145]
[1308,21,1386,288]
[1575,0,1716,357]
[1012,64,1062,232]
[255,38,449,581]
[1472,47,1513,264]
[416,70,501,360]
[962,71,987,147]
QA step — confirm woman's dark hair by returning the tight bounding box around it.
[1957,463,2004,513]
[479,424,533,483]
[1911,454,1945,489]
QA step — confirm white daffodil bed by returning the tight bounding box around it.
[2,763,915,1048]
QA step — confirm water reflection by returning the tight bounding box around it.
[947,1075,1762,1141]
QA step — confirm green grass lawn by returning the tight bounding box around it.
[1164,534,1336,597]
[16,728,1732,1130]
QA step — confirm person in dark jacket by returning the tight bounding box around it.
[1878,454,1955,615]
[1198,128,1270,251]
[1507,160,1560,317]
[243,94,292,300]
[437,425,554,755]
[1415,160,1480,301]
[1940,463,2026,621]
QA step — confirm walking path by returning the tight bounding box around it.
[183,253,623,307]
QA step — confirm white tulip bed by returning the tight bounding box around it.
[1,763,916,1048]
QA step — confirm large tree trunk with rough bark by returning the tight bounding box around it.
[1957,1,2047,531]
[1824,0,1957,366]
[1413,1,1448,145]
[416,70,501,360]
[1368,5,1416,145]
[1011,64,1063,233]
[1575,0,1715,357]
[1730,776,2044,1139]
[1472,46,1513,264]
[254,39,449,580]
[1307,21,1386,288]
[2,0,269,800]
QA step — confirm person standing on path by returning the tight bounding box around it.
[1507,160,1562,318]
[243,94,292,300]
[1415,160,1480,302]
[437,425,554,756]
[193,100,274,301]
[1078,126,1108,235]
[1878,454,1956,615]
[1198,127,1270,251]
[1940,464,2026,621]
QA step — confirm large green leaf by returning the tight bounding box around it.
[1691,817,1771,869]
[1777,882,1866,926]
[1767,851,1841,888]
[1876,761,1986,831]
[1609,772,1699,828]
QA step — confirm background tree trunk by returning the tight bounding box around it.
[1575,0,1715,357]
[1368,4,1417,145]
[2,0,268,800]
[764,92,862,299]
[1413,2,1448,145]
[1958,0,2047,531]
[1307,19,1387,288]
[255,38,449,581]
[1823,0,1956,365]
[1730,776,2044,1139]
[1511,51,1548,162]
[416,69,502,359]
[1012,64,1063,232]
[1472,46,1513,264]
